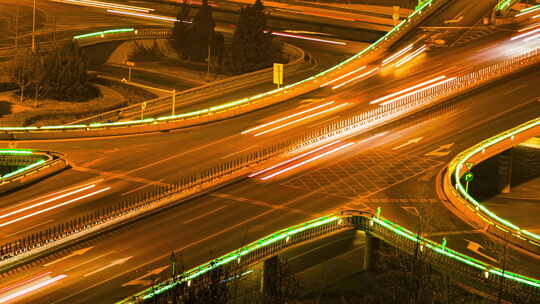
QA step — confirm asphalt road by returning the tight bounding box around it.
[1,62,539,304]
[0,0,528,254]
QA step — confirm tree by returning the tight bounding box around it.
[227,0,274,74]
[171,0,192,57]
[185,0,216,62]
[5,49,34,102]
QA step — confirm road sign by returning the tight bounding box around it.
[125,60,135,67]
[464,172,474,182]
[273,63,283,87]
[141,102,147,110]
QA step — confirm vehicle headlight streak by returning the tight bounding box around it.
[369,75,447,105]
[379,77,456,106]
[393,45,427,68]
[0,274,67,303]
[331,67,379,90]
[242,101,335,134]
[320,66,366,88]
[0,184,96,221]
[511,27,540,41]
[52,0,153,12]
[260,142,355,180]
[270,32,346,45]
[254,103,349,136]
[107,10,179,22]
[382,43,414,66]
[0,187,111,227]
[516,5,540,17]
[249,140,341,178]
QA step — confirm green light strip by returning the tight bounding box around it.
[0,149,33,155]
[0,159,46,180]
[496,0,514,11]
[372,217,540,288]
[73,28,134,40]
[131,215,340,301]
[0,0,438,134]
[451,118,540,243]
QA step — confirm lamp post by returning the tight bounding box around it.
[32,0,36,53]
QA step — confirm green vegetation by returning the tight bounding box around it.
[4,42,99,103]
[227,0,274,74]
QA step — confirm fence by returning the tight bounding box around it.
[444,118,540,256]
[118,212,540,304]
[70,33,311,125]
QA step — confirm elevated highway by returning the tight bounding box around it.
[0,0,538,303]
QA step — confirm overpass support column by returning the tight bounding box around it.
[363,232,380,271]
[498,149,513,194]
[261,255,279,300]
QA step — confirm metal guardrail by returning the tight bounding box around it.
[0,149,68,195]
[69,35,310,125]
[118,212,540,304]
[0,0,449,139]
[444,118,540,255]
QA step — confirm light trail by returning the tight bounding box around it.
[382,44,414,66]
[271,32,346,45]
[0,187,111,228]
[0,184,96,220]
[0,274,67,303]
[254,103,349,136]
[260,142,355,180]
[52,0,153,12]
[331,67,379,90]
[534,14,540,19]
[242,101,335,134]
[516,7,540,17]
[107,10,179,22]
[0,272,51,295]
[249,141,341,178]
[379,77,456,106]
[369,76,447,104]
[320,66,366,88]
[394,45,427,68]
[511,27,540,41]
[518,23,540,32]
[524,33,540,42]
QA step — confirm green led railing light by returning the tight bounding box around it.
[117,215,341,303]
[0,149,33,155]
[496,0,515,11]
[450,118,540,243]
[1,160,46,180]
[123,213,540,303]
[0,0,440,135]
[73,28,134,40]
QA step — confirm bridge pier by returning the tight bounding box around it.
[497,149,514,194]
[363,232,380,271]
[261,255,279,300]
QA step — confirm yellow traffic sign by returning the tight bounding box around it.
[273,63,283,87]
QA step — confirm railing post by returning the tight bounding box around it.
[497,149,513,194]
[261,255,279,301]
[363,232,380,271]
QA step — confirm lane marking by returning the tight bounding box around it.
[122,266,169,287]
[424,143,454,157]
[43,247,94,267]
[183,205,228,224]
[392,137,423,150]
[64,251,116,272]
[83,256,133,278]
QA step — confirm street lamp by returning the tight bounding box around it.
[32,0,36,53]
